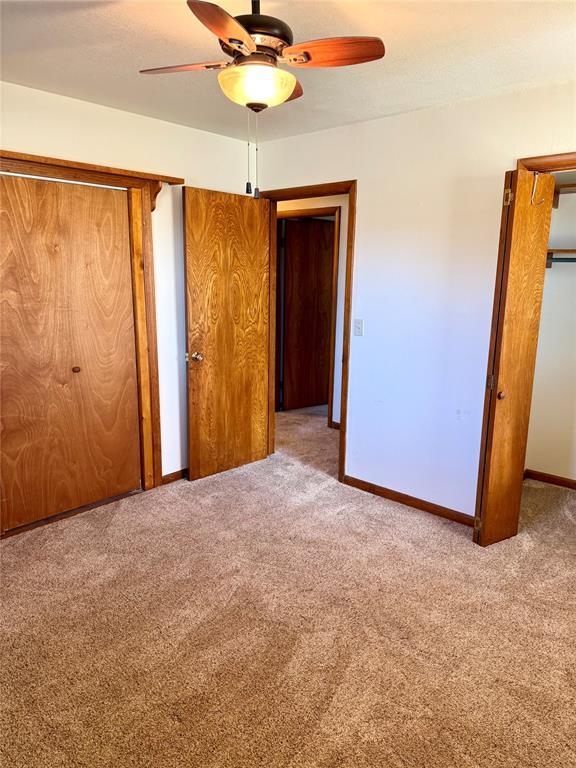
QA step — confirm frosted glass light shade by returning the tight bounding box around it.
[218,63,296,109]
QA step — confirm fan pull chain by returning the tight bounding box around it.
[245,110,252,196]
[254,111,260,199]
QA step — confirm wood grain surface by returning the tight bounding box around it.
[0,149,183,184]
[282,218,335,410]
[1,175,141,531]
[478,169,555,546]
[183,187,270,480]
[327,209,341,428]
[337,181,357,481]
[128,188,154,490]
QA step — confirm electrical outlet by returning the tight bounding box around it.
[354,319,364,337]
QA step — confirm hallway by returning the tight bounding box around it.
[275,405,340,477]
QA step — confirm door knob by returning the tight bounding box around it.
[497,390,506,400]
[191,352,204,362]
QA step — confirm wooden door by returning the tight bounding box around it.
[183,187,271,480]
[476,168,555,546]
[0,175,142,531]
[282,218,335,410]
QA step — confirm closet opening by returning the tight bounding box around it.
[475,152,576,547]
[525,168,576,491]
[262,181,357,481]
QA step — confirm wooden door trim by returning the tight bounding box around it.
[517,152,576,173]
[268,201,278,454]
[128,188,155,489]
[475,151,575,546]
[277,206,339,219]
[337,182,357,481]
[262,180,357,475]
[327,209,341,429]
[0,150,183,210]
[264,181,355,201]
[0,152,179,502]
[276,204,341,428]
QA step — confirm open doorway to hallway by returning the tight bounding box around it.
[273,200,346,474]
[263,180,357,481]
[275,208,340,421]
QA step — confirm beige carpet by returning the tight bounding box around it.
[1,406,575,768]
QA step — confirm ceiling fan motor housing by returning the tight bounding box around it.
[220,14,294,57]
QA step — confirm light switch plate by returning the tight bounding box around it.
[354,319,364,337]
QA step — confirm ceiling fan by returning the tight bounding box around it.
[140,0,385,112]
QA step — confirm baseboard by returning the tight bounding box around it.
[328,420,340,430]
[162,469,188,484]
[524,469,576,490]
[342,474,474,527]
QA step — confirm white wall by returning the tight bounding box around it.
[526,193,576,479]
[262,81,575,517]
[277,195,348,424]
[0,81,246,475]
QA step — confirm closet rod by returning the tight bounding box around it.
[546,251,576,268]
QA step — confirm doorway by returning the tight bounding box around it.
[524,169,576,489]
[475,152,576,546]
[275,207,340,426]
[263,181,357,481]
[180,181,356,486]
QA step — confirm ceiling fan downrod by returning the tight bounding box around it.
[251,0,260,14]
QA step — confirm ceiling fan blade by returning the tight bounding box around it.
[281,36,385,68]
[187,0,256,55]
[285,79,303,102]
[140,60,229,74]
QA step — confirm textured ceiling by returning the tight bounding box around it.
[1,0,575,141]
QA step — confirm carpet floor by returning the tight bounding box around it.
[1,407,575,768]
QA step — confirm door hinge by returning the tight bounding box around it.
[487,373,495,391]
[185,352,189,363]
[474,517,482,533]
[503,188,514,206]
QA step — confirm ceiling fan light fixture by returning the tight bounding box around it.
[217,62,296,109]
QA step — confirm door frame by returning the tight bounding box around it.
[474,151,576,546]
[0,151,183,521]
[276,205,342,429]
[262,180,357,481]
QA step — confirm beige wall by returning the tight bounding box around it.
[263,81,575,516]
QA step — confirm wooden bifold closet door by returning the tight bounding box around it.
[0,175,142,532]
[476,168,555,546]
